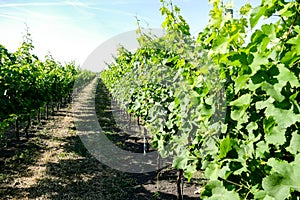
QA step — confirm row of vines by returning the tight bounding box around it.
[100,0,300,199]
[0,31,96,141]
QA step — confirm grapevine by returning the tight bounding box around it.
[0,30,95,141]
[100,0,300,199]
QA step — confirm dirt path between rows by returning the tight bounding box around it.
[0,77,202,199]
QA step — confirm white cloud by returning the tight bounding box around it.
[0,13,25,21]
[0,1,68,8]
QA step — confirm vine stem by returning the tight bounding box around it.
[177,169,184,200]
[244,190,252,200]
[220,177,250,190]
[286,14,297,39]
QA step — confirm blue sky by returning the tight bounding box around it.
[0,0,262,69]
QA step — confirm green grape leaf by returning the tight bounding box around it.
[255,98,274,110]
[205,163,219,180]
[276,64,299,88]
[262,155,300,199]
[253,190,267,199]
[230,94,251,107]
[265,104,300,129]
[219,135,232,159]
[278,2,295,17]
[212,36,229,55]
[173,155,188,169]
[246,121,258,135]
[264,125,286,146]
[240,3,252,15]
[249,52,269,75]
[250,6,267,28]
[261,82,285,102]
[255,141,269,159]
[201,180,240,200]
[287,34,300,55]
[286,132,300,155]
[262,173,290,200]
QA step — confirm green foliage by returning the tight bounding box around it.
[0,30,79,129]
[101,0,300,199]
[73,68,97,92]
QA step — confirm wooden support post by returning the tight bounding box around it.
[46,103,49,119]
[15,117,19,142]
[37,108,41,123]
[24,113,31,138]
